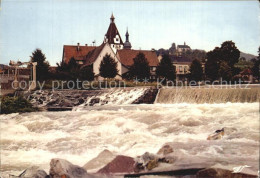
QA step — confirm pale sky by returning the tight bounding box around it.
[0,0,259,65]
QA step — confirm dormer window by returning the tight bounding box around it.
[116,38,119,41]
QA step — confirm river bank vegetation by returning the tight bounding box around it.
[0,96,38,114]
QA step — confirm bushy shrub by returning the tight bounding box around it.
[0,96,38,114]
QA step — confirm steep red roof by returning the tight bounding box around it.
[63,45,96,64]
[105,22,123,45]
[117,49,159,67]
[84,43,106,66]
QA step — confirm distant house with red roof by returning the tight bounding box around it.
[62,14,159,80]
[239,68,253,83]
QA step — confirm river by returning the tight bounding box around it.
[0,87,259,177]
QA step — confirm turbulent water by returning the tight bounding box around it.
[74,88,147,109]
[1,102,259,177]
[27,88,147,109]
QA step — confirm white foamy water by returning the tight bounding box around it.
[74,88,147,110]
[0,103,259,177]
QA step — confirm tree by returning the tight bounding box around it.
[205,48,221,81]
[218,61,232,81]
[189,59,203,82]
[205,41,240,82]
[220,41,240,67]
[129,52,150,80]
[56,57,80,80]
[156,54,175,81]
[79,66,94,81]
[68,57,80,80]
[99,54,118,78]
[251,46,260,80]
[30,49,50,81]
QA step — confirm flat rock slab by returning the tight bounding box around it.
[196,168,258,178]
[9,166,47,178]
[83,149,116,171]
[98,155,135,174]
[124,168,204,177]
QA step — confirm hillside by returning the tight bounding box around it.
[240,52,257,61]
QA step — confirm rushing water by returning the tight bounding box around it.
[1,102,259,177]
[155,88,260,104]
[27,88,148,109]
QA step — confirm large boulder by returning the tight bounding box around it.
[83,149,115,171]
[97,155,135,174]
[49,158,95,178]
[134,150,176,173]
[196,168,257,178]
[134,152,159,173]
[9,166,48,178]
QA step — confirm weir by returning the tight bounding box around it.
[26,88,155,110]
[155,87,260,104]
[25,86,259,111]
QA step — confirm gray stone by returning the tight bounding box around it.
[97,155,135,174]
[157,144,174,156]
[83,149,115,171]
[196,168,257,178]
[49,158,95,178]
[134,152,159,172]
[10,166,48,178]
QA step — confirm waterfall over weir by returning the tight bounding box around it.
[27,86,260,110]
[155,87,260,104]
[27,88,149,110]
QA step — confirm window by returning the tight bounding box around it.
[179,66,183,72]
[184,66,188,73]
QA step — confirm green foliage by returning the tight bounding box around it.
[218,61,232,81]
[79,66,94,81]
[232,67,242,77]
[258,46,260,61]
[30,49,50,81]
[189,59,203,82]
[129,52,150,80]
[1,96,38,114]
[68,58,80,80]
[156,54,176,81]
[220,41,240,67]
[56,57,81,80]
[99,54,118,78]
[251,47,260,80]
[234,59,254,70]
[205,48,221,81]
[205,41,240,82]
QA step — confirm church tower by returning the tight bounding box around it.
[104,14,124,53]
[123,28,132,49]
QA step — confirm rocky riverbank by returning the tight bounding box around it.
[23,87,158,111]
[7,143,258,178]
